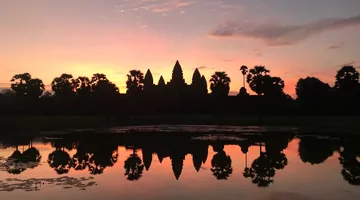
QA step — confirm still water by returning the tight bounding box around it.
[0,126,359,200]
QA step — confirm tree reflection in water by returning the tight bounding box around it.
[124,149,144,181]
[2,132,360,188]
[211,144,233,180]
[339,139,360,185]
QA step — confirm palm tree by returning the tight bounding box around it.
[335,66,359,90]
[246,66,270,95]
[209,72,231,97]
[240,65,248,88]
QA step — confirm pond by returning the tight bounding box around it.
[0,125,359,200]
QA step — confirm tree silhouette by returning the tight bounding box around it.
[240,65,248,88]
[246,66,285,97]
[88,146,118,175]
[298,136,335,165]
[124,150,144,181]
[6,149,26,174]
[339,141,360,185]
[22,146,41,168]
[74,76,92,98]
[263,76,285,97]
[144,69,154,93]
[296,77,331,103]
[126,70,144,96]
[51,74,76,98]
[246,66,270,95]
[48,149,72,174]
[11,73,45,99]
[240,141,252,178]
[211,145,232,180]
[335,66,359,90]
[72,147,90,171]
[209,72,231,97]
[265,136,289,170]
[91,73,119,98]
[247,153,275,187]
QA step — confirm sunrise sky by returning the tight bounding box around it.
[1,0,360,96]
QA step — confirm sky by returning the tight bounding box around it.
[1,0,360,96]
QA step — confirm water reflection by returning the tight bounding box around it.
[339,139,360,185]
[0,130,360,196]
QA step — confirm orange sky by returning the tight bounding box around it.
[1,1,360,97]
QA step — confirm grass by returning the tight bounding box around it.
[1,115,360,135]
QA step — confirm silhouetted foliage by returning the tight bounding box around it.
[124,150,144,181]
[247,66,270,95]
[48,149,72,174]
[11,73,45,99]
[211,145,233,180]
[339,140,360,185]
[2,60,360,116]
[51,74,76,98]
[299,136,336,165]
[247,66,286,97]
[296,77,331,104]
[335,66,359,91]
[6,150,26,174]
[247,153,275,187]
[22,147,41,167]
[126,70,144,96]
[75,76,92,98]
[209,72,231,97]
[91,73,119,98]
[240,65,248,88]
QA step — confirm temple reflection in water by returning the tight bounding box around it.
[1,130,359,189]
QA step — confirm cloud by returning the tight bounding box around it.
[328,44,343,50]
[341,61,357,66]
[196,66,213,70]
[333,61,357,69]
[252,49,263,56]
[136,0,195,13]
[210,14,360,46]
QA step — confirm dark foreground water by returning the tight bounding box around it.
[0,125,359,200]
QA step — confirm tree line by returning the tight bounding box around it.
[1,60,359,115]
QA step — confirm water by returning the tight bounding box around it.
[0,126,359,200]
